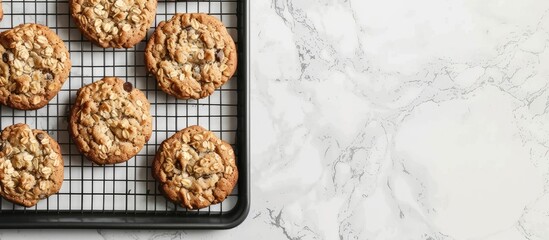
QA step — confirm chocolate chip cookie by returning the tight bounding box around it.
[69,77,152,165]
[0,23,71,110]
[0,123,64,207]
[145,13,237,99]
[70,0,158,48]
[152,125,238,209]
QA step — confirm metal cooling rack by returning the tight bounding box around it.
[0,0,249,228]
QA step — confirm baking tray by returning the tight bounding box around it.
[0,0,249,229]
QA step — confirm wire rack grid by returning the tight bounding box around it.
[0,0,243,217]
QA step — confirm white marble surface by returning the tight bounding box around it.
[6,0,549,239]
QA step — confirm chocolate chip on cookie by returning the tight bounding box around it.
[145,13,238,100]
[152,125,238,209]
[123,81,133,92]
[0,123,64,207]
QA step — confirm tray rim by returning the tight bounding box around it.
[0,0,251,229]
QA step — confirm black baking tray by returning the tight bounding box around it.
[0,0,249,229]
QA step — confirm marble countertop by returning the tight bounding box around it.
[5,0,549,239]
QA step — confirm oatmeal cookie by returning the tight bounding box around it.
[0,123,64,207]
[0,23,71,110]
[69,77,152,165]
[145,13,237,99]
[152,125,238,209]
[0,1,4,21]
[70,0,158,48]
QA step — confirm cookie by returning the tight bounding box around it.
[152,125,238,209]
[69,77,152,165]
[145,13,237,99]
[0,123,64,207]
[0,1,4,21]
[70,0,158,48]
[0,23,71,110]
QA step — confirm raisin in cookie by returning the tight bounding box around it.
[145,13,237,100]
[0,124,64,207]
[0,23,71,110]
[152,125,238,209]
[71,0,157,48]
[69,77,152,165]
